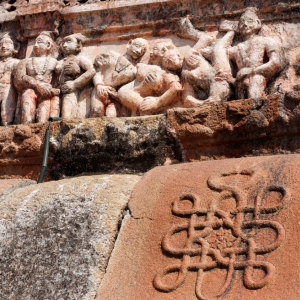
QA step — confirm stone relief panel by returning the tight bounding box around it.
[153,169,291,300]
[1,4,300,125]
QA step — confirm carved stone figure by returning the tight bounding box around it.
[227,7,284,100]
[15,31,60,124]
[0,34,20,126]
[181,30,235,107]
[56,33,96,120]
[125,38,148,65]
[90,38,148,117]
[118,42,183,116]
[178,17,235,107]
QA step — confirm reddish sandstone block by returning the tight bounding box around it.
[97,155,300,300]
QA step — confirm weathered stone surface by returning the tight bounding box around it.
[49,115,180,179]
[0,179,35,196]
[97,155,299,299]
[0,174,141,300]
[0,123,46,180]
[167,95,300,161]
[0,115,180,180]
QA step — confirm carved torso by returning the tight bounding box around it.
[230,36,279,69]
[25,57,57,84]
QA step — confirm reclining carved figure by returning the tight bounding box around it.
[118,42,183,116]
[91,38,148,117]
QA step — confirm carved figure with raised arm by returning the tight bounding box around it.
[56,33,96,120]
[117,42,183,116]
[15,31,60,124]
[227,7,284,100]
[0,34,20,126]
[178,17,235,107]
[91,38,148,118]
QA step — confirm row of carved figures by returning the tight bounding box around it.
[0,7,287,125]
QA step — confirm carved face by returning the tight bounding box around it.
[238,14,261,37]
[184,49,201,69]
[95,54,111,67]
[34,36,51,57]
[62,36,79,56]
[0,37,14,57]
[149,44,165,64]
[162,49,183,72]
[127,39,147,60]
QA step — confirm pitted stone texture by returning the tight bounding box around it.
[97,155,299,300]
[167,95,300,162]
[0,179,35,197]
[0,123,46,180]
[0,174,141,300]
[49,115,180,179]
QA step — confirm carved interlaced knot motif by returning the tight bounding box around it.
[153,169,291,300]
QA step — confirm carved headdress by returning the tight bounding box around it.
[0,33,20,56]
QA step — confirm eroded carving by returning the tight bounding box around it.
[0,34,20,126]
[154,169,291,300]
[91,38,147,117]
[181,28,235,107]
[227,8,285,100]
[56,33,96,120]
[118,42,183,116]
[15,32,60,124]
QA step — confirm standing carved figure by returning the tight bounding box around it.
[0,34,19,126]
[228,7,284,100]
[118,42,183,116]
[91,38,147,117]
[15,31,60,124]
[56,33,96,120]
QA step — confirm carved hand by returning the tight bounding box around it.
[145,72,159,84]
[61,81,75,94]
[36,82,53,98]
[236,68,254,80]
[63,61,81,76]
[140,96,159,112]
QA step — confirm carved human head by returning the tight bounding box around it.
[149,42,175,66]
[94,51,119,68]
[162,48,183,72]
[126,38,148,61]
[238,7,261,37]
[184,48,202,69]
[0,34,19,58]
[34,31,55,57]
[62,33,86,56]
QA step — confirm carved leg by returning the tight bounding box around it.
[36,98,51,123]
[50,96,60,118]
[62,92,79,120]
[1,85,17,126]
[14,94,22,125]
[118,85,143,116]
[208,80,231,103]
[21,88,38,124]
[106,103,117,117]
[248,75,266,100]
[78,88,92,119]
[90,88,105,118]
